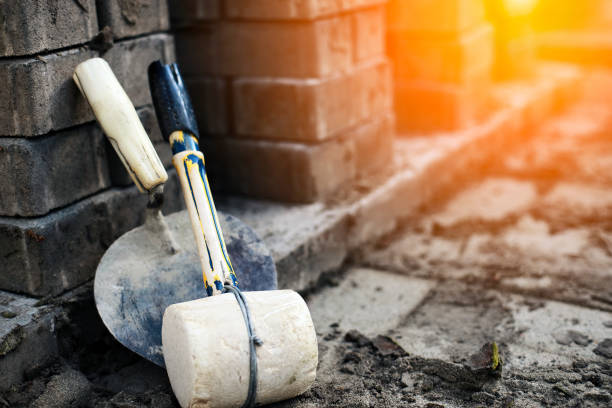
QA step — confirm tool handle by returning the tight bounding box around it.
[73,58,167,193]
[148,61,237,295]
[171,131,237,296]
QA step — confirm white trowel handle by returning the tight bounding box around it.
[73,58,168,193]
[171,131,236,297]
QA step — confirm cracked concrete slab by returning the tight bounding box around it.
[307,268,435,337]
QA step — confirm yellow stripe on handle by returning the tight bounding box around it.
[171,131,235,295]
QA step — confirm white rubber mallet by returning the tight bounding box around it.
[149,61,318,407]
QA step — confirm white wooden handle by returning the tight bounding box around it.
[172,142,229,296]
[73,58,167,192]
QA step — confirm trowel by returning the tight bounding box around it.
[73,58,277,366]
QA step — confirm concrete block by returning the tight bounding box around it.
[0,34,174,137]
[388,23,494,84]
[394,77,490,133]
[184,77,228,134]
[169,0,220,26]
[175,17,352,78]
[0,124,111,217]
[0,0,97,57]
[97,0,170,39]
[202,135,356,203]
[203,114,392,202]
[104,33,176,109]
[0,291,59,391]
[232,59,391,141]
[352,6,385,63]
[387,0,485,33]
[224,0,386,20]
[0,47,98,136]
[0,170,184,297]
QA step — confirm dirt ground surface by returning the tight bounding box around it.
[3,70,612,407]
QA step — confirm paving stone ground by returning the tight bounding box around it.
[2,69,612,407]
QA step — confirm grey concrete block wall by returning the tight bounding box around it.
[0,0,177,298]
[0,106,167,217]
[0,170,184,297]
[174,0,394,204]
[0,47,98,136]
[0,34,174,137]
[0,124,110,217]
[96,0,170,39]
[175,17,353,78]
[0,0,98,57]
[202,115,394,202]
[232,59,392,142]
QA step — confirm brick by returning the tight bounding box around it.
[0,124,110,217]
[96,0,170,39]
[175,17,351,78]
[169,0,220,26]
[203,114,392,202]
[232,59,391,142]
[388,23,494,84]
[202,136,355,203]
[352,114,394,177]
[0,34,174,137]
[224,0,386,20]
[184,77,228,134]
[387,0,485,33]
[104,33,176,108]
[0,0,97,57]
[0,170,184,297]
[352,6,385,63]
[394,78,490,133]
[0,47,97,136]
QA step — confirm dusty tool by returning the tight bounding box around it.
[148,61,318,408]
[73,58,277,366]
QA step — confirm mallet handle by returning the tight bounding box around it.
[148,61,238,296]
[73,58,167,193]
[170,131,236,296]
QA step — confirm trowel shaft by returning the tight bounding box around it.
[170,130,237,296]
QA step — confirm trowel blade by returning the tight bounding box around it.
[94,210,277,367]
